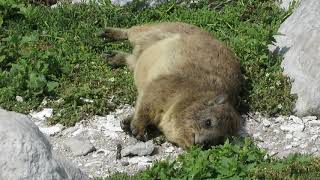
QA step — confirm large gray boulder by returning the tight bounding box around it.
[0,109,89,180]
[270,0,320,117]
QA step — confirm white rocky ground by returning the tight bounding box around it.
[30,106,184,178]
[28,106,320,178]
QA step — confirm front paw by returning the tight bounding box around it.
[99,28,119,42]
[120,115,132,133]
[130,122,147,141]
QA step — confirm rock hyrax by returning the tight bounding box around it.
[100,22,243,149]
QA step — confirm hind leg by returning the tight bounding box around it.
[102,50,129,66]
[101,50,137,71]
[99,27,128,42]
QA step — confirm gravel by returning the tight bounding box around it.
[30,106,320,178]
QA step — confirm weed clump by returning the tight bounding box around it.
[107,138,320,179]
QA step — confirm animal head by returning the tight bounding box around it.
[168,94,241,149]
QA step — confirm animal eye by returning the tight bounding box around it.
[205,119,211,127]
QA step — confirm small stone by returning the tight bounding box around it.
[289,115,303,124]
[262,119,271,127]
[309,120,320,127]
[302,116,317,121]
[300,150,308,154]
[64,136,96,156]
[285,145,292,149]
[121,141,155,157]
[299,144,307,149]
[41,98,48,106]
[137,161,152,169]
[273,129,280,134]
[103,130,119,139]
[291,141,299,147]
[285,134,293,139]
[84,161,102,167]
[128,156,152,165]
[165,146,175,153]
[253,133,261,138]
[80,97,94,103]
[96,149,110,155]
[72,128,86,136]
[121,161,129,166]
[30,108,53,121]
[311,135,318,141]
[280,123,304,132]
[16,96,23,102]
[275,116,285,123]
[270,151,277,156]
[116,144,122,160]
[311,147,318,153]
[96,115,123,132]
[292,132,307,139]
[61,126,78,136]
[39,124,64,136]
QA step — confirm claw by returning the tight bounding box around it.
[130,123,147,141]
[120,116,132,133]
[101,51,117,59]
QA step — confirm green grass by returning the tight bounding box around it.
[106,138,320,179]
[1,0,295,126]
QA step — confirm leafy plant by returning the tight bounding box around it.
[106,138,320,179]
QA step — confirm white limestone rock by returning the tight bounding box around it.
[0,109,89,180]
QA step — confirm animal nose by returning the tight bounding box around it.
[194,135,208,146]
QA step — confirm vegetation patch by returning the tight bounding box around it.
[1,0,295,126]
[106,138,320,179]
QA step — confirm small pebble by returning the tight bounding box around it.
[116,144,122,160]
[285,134,293,139]
[262,119,271,127]
[275,116,285,123]
[165,146,175,153]
[309,120,320,127]
[121,141,155,157]
[64,136,96,156]
[121,161,129,166]
[253,133,261,138]
[299,144,307,149]
[311,135,319,141]
[273,129,280,134]
[16,96,23,102]
[285,145,292,150]
[302,116,317,121]
[291,141,299,147]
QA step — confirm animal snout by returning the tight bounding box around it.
[195,134,225,148]
[195,134,209,146]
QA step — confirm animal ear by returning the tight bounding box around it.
[207,94,227,106]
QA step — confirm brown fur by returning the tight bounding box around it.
[100,22,243,149]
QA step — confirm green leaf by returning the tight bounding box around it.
[47,81,59,92]
[0,16,3,27]
[20,34,39,44]
[0,55,5,63]
[27,72,47,92]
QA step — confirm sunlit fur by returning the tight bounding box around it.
[100,22,243,149]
